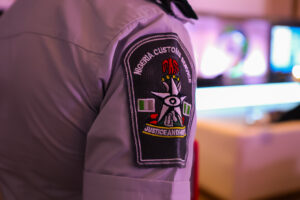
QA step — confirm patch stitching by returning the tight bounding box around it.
[123,33,195,166]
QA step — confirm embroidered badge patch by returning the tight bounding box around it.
[123,33,195,167]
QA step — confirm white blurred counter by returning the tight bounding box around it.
[196,118,300,199]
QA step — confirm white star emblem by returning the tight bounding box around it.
[151,78,186,126]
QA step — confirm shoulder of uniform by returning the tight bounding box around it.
[0,0,166,54]
[86,0,166,52]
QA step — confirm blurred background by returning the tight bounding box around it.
[186,0,300,199]
[1,0,300,200]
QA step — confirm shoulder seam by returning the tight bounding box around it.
[103,15,155,53]
[85,0,164,54]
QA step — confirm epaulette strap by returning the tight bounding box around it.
[151,0,198,20]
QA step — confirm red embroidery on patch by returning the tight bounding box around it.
[162,58,179,75]
[150,114,159,119]
[150,121,158,125]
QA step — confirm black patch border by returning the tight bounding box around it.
[123,33,195,167]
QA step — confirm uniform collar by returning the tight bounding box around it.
[149,0,198,20]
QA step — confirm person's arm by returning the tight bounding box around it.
[82,6,197,200]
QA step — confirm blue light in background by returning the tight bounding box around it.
[270,25,300,73]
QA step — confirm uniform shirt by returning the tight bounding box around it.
[0,0,197,199]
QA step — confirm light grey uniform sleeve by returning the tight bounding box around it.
[82,7,197,200]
